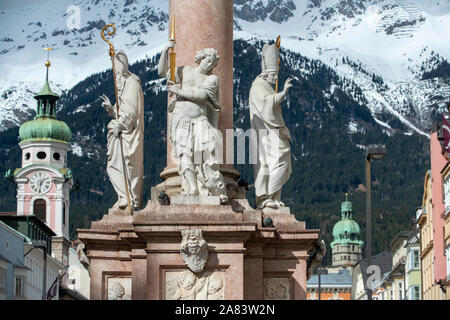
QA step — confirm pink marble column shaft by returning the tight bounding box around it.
[161,0,237,184]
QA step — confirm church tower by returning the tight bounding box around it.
[13,49,73,266]
[331,194,363,269]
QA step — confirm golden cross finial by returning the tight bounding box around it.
[44,47,53,80]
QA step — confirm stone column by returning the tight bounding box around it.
[160,0,239,194]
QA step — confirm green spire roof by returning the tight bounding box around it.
[341,193,352,215]
[331,194,363,248]
[19,55,72,144]
[35,80,59,99]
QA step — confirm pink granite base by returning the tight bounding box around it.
[78,201,319,300]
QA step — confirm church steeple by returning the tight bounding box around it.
[35,47,59,119]
[331,193,364,269]
[19,48,71,144]
[14,48,73,247]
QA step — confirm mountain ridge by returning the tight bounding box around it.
[1,0,450,136]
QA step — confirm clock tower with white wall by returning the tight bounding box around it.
[13,52,73,268]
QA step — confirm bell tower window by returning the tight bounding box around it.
[34,199,46,222]
[37,151,46,159]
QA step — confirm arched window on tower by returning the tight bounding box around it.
[34,199,46,222]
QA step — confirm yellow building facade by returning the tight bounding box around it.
[441,163,450,297]
[418,171,447,300]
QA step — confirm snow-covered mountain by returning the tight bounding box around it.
[1,0,450,136]
[0,0,168,129]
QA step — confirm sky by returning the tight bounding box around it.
[0,0,47,10]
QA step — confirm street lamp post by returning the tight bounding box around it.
[317,267,328,300]
[365,145,387,300]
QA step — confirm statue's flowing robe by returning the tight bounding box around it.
[107,73,144,208]
[168,66,224,195]
[249,76,292,200]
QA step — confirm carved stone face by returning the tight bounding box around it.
[199,55,216,73]
[266,71,278,85]
[187,235,200,253]
[181,271,196,290]
[180,229,208,273]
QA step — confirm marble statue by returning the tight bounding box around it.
[180,229,208,273]
[108,281,131,300]
[99,50,144,210]
[249,42,293,210]
[166,270,224,300]
[158,43,228,203]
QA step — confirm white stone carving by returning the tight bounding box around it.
[166,270,224,300]
[107,277,131,300]
[158,43,228,203]
[100,50,144,210]
[263,277,290,300]
[180,229,208,273]
[249,42,293,210]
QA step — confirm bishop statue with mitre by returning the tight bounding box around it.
[249,42,293,210]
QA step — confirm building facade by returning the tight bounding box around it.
[350,251,393,300]
[405,228,421,300]
[430,126,448,298]
[23,241,64,300]
[12,58,73,270]
[307,269,352,300]
[0,221,28,300]
[441,161,450,296]
[388,232,408,300]
[418,171,446,300]
[0,219,63,300]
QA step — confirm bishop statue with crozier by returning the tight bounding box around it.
[249,42,293,210]
[100,51,145,210]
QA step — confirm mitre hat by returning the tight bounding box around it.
[114,50,129,70]
[261,43,279,73]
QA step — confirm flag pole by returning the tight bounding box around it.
[101,23,133,216]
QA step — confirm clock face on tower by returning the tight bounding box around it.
[29,172,52,194]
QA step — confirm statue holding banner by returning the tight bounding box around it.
[100,50,144,210]
[158,42,228,203]
[249,42,293,210]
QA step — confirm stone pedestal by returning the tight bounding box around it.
[78,199,319,300]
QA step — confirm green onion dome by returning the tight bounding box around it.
[331,194,364,248]
[19,80,72,144]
